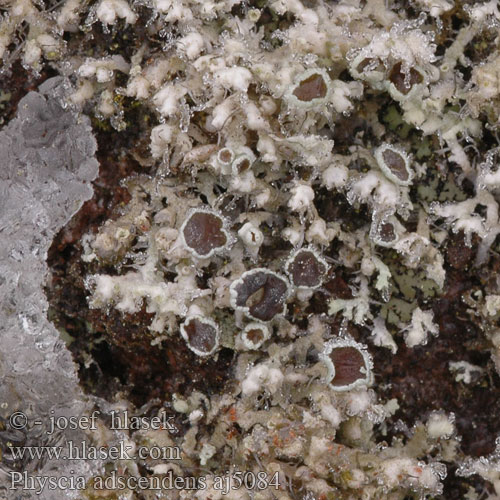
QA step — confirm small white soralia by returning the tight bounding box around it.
[238,222,264,254]
[96,0,137,25]
[172,394,189,413]
[380,458,442,491]
[330,80,363,114]
[214,66,253,93]
[78,56,130,82]
[209,96,238,130]
[485,295,500,316]
[241,363,284,396]
[229,170,257,194]
[153,84,188,116]
[282,224,304,247]
[404,308,439,348]
[322,163,349,190]
[150,123,190,159]
[288,183,315,212]
[199,443,216,466]
[306,218,338,246]
[347,170,406,214]
[371,316,397,354]
[416,0,453,17]
[432,190,500,265]
[448,361,483,384]
[177,32,205,60]
[426,412,455,439]
[467,0,500,23]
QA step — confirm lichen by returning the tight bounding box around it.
[3,0,500,498]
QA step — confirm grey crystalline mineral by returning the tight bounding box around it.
[0,77,99,499]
